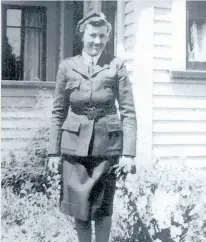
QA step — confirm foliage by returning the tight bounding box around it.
[111,160,206,242]
[1,187,77,242]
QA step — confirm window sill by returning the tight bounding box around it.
[170,70,206,80]
[1,80,56,88]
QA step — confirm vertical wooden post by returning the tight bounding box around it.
[59,1,65,62]
[132,2,154,165]
[116,0,125,58]
[59,1,73,61]
[171,1,186,70]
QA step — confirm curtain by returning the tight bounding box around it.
[23,8,44,81]
[189,20,206,62]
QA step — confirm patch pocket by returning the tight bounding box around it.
[103,79,116,89]
[65,80,80,90]
[61,121,81,133]
[106,121,122,132]
[61,121,81,151]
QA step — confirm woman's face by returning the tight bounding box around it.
[82,24,110,56]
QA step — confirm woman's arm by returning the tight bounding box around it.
[48,61,68,156]
[116,59,137,157]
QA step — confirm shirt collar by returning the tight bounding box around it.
[82,49,102,65]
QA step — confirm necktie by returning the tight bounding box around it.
[88,58,94,75]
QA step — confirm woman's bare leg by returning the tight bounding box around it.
[75,219,92,242]
[95,216,112,242]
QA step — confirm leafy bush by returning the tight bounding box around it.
[111,160,206,242]
[1,186,77,242]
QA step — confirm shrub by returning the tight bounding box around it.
[111,160,206,242]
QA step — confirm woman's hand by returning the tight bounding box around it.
[113,156,136,175]
[48,157,61,173]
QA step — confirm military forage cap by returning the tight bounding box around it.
[75,10,111,35]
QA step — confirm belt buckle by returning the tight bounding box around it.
[87,107,97,120]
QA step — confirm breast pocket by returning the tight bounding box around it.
[103,79,117,90]
[61,121,81,152]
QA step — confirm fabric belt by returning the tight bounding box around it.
[71,106,117,120]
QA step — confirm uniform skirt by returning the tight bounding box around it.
[59,155,119,221]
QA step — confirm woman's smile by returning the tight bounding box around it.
[82,25,109,56]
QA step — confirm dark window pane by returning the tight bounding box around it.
[2,27,22,80]
[188,19,206,62]
[7,9,21,27]
[187,1,206,70]
[2,6,46,81]
[102,1,117,56]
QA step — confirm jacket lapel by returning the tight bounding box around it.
[92,52,110,77]
[71,52,111,78]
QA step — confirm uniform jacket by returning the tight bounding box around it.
[48,52,137,157]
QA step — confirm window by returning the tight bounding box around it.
[2,5,46,81]
[171,1,206,75]
[187,1,206,70]
[102,1,117,56]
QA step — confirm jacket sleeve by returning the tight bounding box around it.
[117,60,137,157]
[48,61,68,156]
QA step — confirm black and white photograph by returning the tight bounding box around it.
[1,1,206,241]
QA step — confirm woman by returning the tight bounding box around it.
[48,11,137,242]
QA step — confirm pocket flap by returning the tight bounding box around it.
[103,79,116,88]
[65,80,80,90]
[106,122,122,132]
[61,121,81,132]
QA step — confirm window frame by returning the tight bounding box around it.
[2,4,47,81]
[171,0,206,77]
[186,1,206,71]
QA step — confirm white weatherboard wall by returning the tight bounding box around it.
[116,0,135,78]
[123,0,135,77]
[152,1,206,165]
[116,1,154,164]
[1,82,54,157]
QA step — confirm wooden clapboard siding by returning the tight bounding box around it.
[124,35,135,49]
[123,0,135,79]
[153,108,206,121]
[152,2,206,162]
[1,83,54,156]
[154,82,206,97]
[153,133,206,145]
[153,145,206,157]
[153,120,206,133]
[153,96,206,109]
